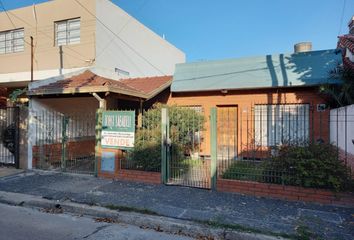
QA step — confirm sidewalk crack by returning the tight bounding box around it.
[83,225,109,239]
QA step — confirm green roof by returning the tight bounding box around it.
[171,49,342,92]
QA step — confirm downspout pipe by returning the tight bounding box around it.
[92,92,106,110]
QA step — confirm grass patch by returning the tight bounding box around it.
[104,204,159,216]
[295,225,323,240]
[222,161,266,182]
[198,219,324,240]
[197,219,297,239]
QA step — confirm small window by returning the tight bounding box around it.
[0,28,24,54]
[55,18,80,46]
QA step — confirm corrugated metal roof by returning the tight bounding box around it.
[171,49,342,92]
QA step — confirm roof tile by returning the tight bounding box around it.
[30,70,172,97]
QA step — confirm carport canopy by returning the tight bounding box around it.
[28,69,172,101]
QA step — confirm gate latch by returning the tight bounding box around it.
[164,138,172,147]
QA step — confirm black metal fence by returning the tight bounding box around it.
[217,103,353,191]
[0,107,19,168]
[32,110,96,174]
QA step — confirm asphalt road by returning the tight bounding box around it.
[0,203,193,240]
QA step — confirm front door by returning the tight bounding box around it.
[217,106,238,175]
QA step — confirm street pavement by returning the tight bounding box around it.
[0,203,193,240]
[0,171,353,240]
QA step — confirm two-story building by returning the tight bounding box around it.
[0,0,185,97]
[337,16,354,70]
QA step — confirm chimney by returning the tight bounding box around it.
[348,16,354,35]
[294,42,312,53]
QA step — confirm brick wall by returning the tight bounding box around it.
[32,139,95,167]
[99,169,161,184]
[168,87,330,156]
[217,179,354,207]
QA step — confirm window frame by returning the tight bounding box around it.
[54,17,81,46]
[0,28,25,55]
[254,103,310,147]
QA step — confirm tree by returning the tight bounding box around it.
[321,65,354,107]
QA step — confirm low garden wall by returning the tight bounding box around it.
[99,169,161,184]
[217,179,354,207]
[32,139,95,166]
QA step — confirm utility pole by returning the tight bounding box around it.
[30,36,34,82]
[59,45,63,75]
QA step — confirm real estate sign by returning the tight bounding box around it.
[101,111,135,149]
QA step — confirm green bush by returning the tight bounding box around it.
[267,143,353,191]
[222,143,353,192]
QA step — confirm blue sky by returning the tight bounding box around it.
[1,0,353,62]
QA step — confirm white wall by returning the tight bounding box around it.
[330,104,354,170]
[95,0,185,77]
[27,97,98,169]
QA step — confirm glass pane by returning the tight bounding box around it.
[0,47,5,54]
[6,45,13,53]
[13,38,23,46]
[14,44,24,52]
[57,31,67,39]
[13,29,24,38]
[57,38,67,46]
[69,36,80,44]
[5,32,12,40]
[68,19,80,30]
[69,29,80,37]
[0,33,5,41]
[56,22,67,31]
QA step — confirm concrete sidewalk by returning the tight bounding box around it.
[0,171,353,240]
[0,167,23,178]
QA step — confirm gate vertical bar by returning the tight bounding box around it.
[210,107,217,190]
[14,107,20,169]
[161,108,168,184]
[61,115,68,171]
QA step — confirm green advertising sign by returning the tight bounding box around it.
[101,111,135,149]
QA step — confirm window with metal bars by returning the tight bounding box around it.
[55,18,80,46]
[0,28,24,54]
[254,104,310,146]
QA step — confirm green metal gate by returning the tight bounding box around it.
[162,107,216,189]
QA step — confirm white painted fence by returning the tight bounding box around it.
[330,104,354,171]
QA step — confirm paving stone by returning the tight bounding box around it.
[0,171,353,239]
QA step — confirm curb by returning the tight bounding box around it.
[0,191,285,240]
[0,169,26,180]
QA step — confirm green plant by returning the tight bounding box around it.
[268,143,353,191]
[128,104,205,171]
[9,88,27,103]
[321,65,354,108]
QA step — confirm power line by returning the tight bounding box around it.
[0,0,15,28]
[338,0,347,35]
[73,0,165,75]
[5,7,90,62]
[96,0,149,59]
[0,0,33,47]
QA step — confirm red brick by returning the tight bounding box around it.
[268,184,285,191]
[315,190,333,196]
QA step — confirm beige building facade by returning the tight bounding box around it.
[0,0,185,88]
